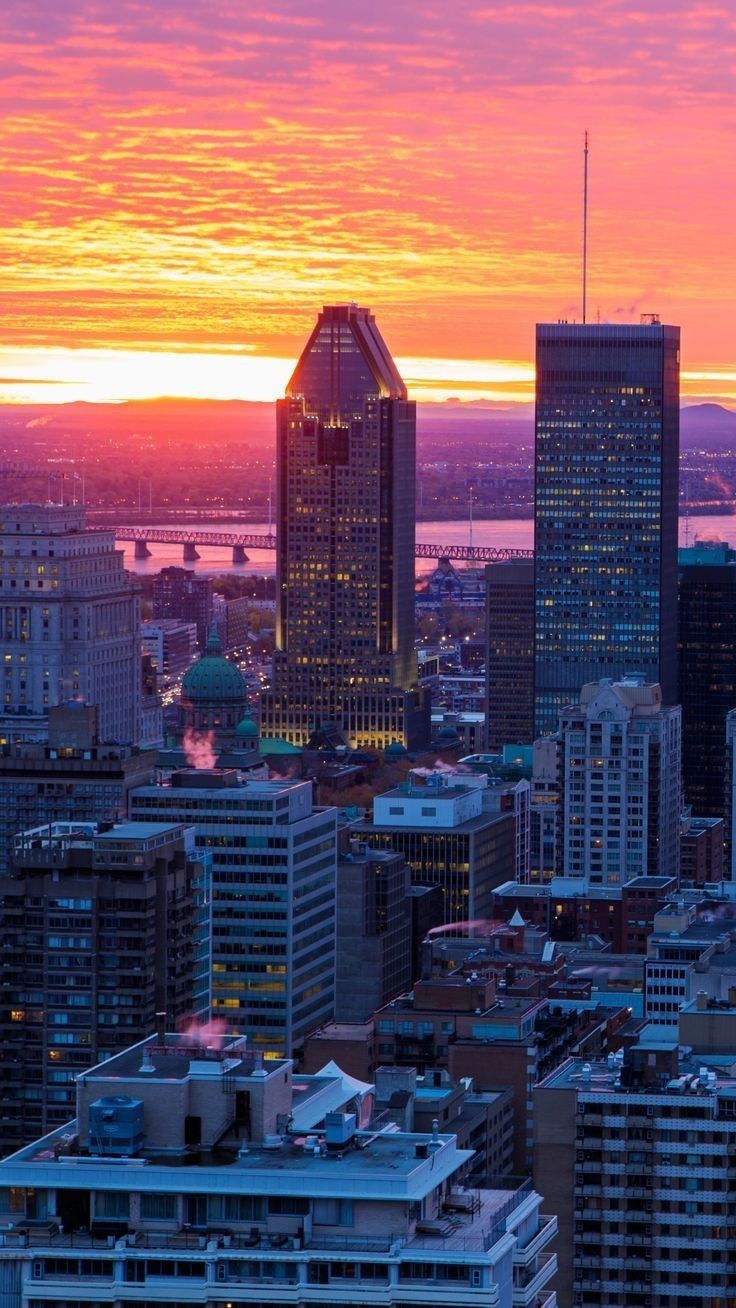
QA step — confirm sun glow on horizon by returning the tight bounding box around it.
[0,346,734,409]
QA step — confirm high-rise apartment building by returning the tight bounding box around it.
[558,677,681,888]
[678,542,736,816]
[0,504,141,744]
[0,819,206,1154]
[535,1005,736,1308]
[129,769,337,1055]
[485,558,535,750]
[335,844,411,1022]
[262,303,428,750]
[534,321,680,736]
[0,702,154,874]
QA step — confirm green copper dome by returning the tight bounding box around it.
[235,708,259,740]
[182,625,247,704]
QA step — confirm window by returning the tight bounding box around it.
[313,1198,354,1225]
[140,1193,177,1220]
[95,1191,129,1218]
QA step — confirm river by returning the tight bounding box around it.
[121,514,736,579]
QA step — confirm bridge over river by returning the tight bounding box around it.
[109,525,533,566]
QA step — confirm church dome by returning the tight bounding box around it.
[235,708,259,741]
[182,626,247,704]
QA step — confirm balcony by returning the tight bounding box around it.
[513,1215,558,1267]
[513,1253,557,1306]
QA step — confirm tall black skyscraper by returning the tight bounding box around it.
[262,303,428,749]
[678,542,736,817]
[534,320,680,735]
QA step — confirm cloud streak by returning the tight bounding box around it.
[0,0,734,397]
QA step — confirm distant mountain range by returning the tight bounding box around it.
[1,397,735,456]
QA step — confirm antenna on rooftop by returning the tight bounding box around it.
[582,131,589,325]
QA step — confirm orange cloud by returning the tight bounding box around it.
[0,1,733,401]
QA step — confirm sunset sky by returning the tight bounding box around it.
[1,0,735,406]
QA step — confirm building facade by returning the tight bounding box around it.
[357,777,515,924]
[0,1032,558,1308]
[130,769,337,1055]
[336,844,412,1023]
[0,702,155,874]
[0,820,205,1154]
[535,1015,736,1308]
[558,677,681,888]
[678,544,736,816]
[0,503,141,744]
[534,322,680,736]
[485,558,535,751]
[152,566,213,648]
[263,303,428,750]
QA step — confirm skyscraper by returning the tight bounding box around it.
[678,541,736,816]
[485,558,535,750]
[534,320,680,736]
[0,504,141,744]
[262,303,428,749]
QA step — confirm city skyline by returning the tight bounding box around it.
[0,1,735,405]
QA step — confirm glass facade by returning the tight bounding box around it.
[678,554,736,816]
[263,304,427,749]
[534,322,680,736]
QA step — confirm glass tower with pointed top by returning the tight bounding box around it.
[262,303,428,749]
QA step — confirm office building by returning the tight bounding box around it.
[335,844,412,1023]
[0,702,155,874]
[535,1005,736,1308]
[534,321,680,736]
[152,565,213,648]
[356,775,515,923]
[0,1032,558,1308]
[263,302,428,750]
[141,617,197,685]
[0,503,141,744]
[485,558,535,750]
[139,652,164,749]
[130,769,337,1055]
[558,677,681,888]
[678,542,736,815]
[0,820,205,1154]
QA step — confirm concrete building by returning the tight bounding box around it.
[335,844,412,1023]
[535,1006,736,1308]
[375,1065,515,1186]
[644,899,736,1025]
[308,973,625,1177]
[0,1031,558,1307]
[680,813,724,886]
[530,738,559,884]
[0,820,206,1154]
[356,775,515,924]
[141,617,197,686]
[558,677,682,888]
[678,542,736,816]
[534,321,680,736]
[263,302,428,751]
[0,503,141,745]
[129,769,337,1056]
[485,558,535,751]
[152,565,213,648]
[0,702,155,874]
[725,707,736,878]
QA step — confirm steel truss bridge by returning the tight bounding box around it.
[108,525,532,565]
